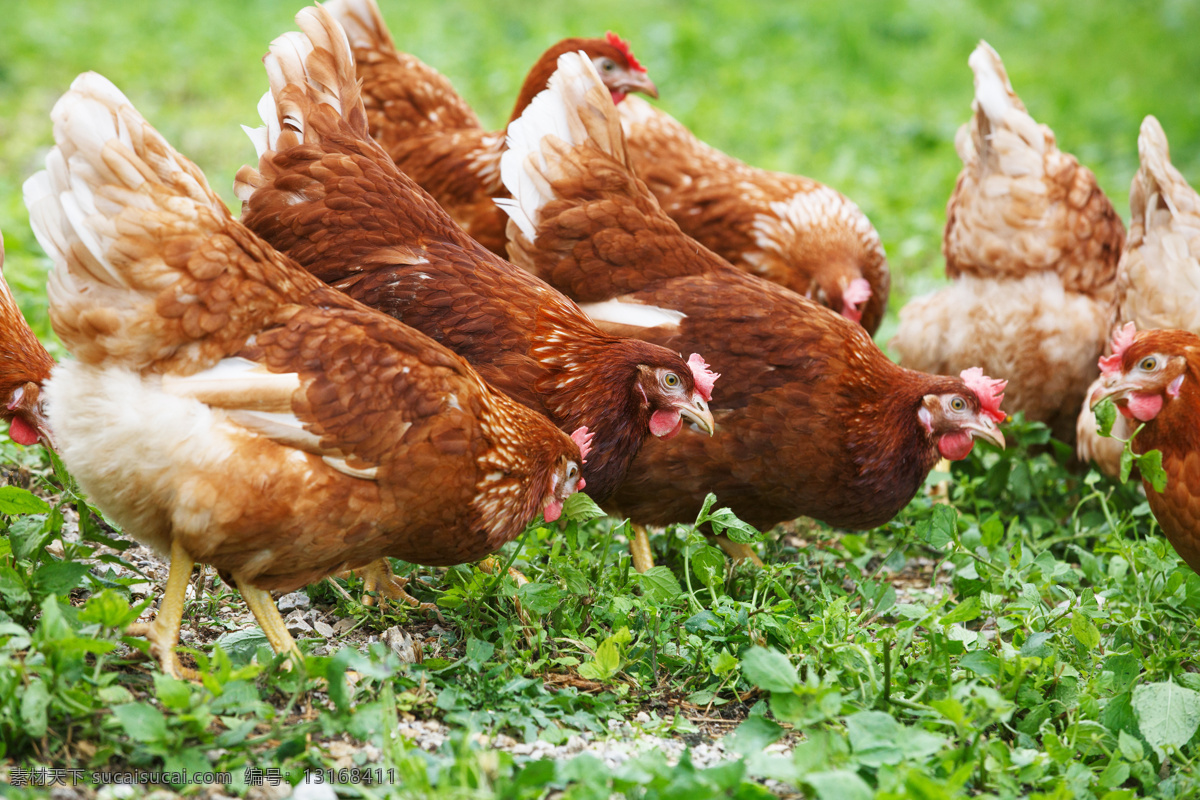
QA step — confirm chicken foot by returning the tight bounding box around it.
[630,523,656,573]
[124,540,199,681]
[235,578,302,669]
[337,559,441,617]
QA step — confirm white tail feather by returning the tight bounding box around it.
[324,0,395,50]
[968,41,1014,127]
[500,52,613,243]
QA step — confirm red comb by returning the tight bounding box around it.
[1099,322,1137,377]
[570,426,594,462]
[605,31,644,72]
[687,354,719,402]
[959,367,1007,423]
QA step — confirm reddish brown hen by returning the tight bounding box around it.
[24,69,587,679]
[616,95,890,335]
[324,0,657,254]
[0,232,55,448]
[1092,325,1200,573]
[501,54,1006,564]
[236,7,713,507]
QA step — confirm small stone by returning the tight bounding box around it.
[278,592,311,612]
[285,611,313,634]
[313,620,334,638]
[50,788,83,800]
[382,626,419,663]
[332,618,357,635]
[291,777,337,800]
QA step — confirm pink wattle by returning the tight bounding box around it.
[649,409,683,439]
[937,430,975,461]
[1125,392,1163,422]
[610,90,627,105]
[7,416,38,446]
[544,499,564,523]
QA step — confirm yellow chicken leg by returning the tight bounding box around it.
[630,523,656,573]
[235,577,301,667]
[344,558,439,615]
[716,535,764,568]
[125,540,198,680]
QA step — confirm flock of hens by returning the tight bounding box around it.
[0,0,1197,680]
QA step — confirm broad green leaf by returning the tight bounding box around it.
[0,565,32,608]
[578,638,621,681]
[805,770,873,800]
[1117,729,1144,762]
[0,485,50,515]
[917,504,957,549]
[154,674,194,712]
[635,567,683,603]
[79,589,142,629]
[741,647,799,693]
[516,581,562,615]
[1119,447,1134,484]
[112,702,168,743]
[19,677,50,737]
[31,561,91,596]
[690,544,725,588]
[562,492,604,522]
[7,515,52,562]
[940,596,982,625]
[213,628,269,666]
[465,637,495,669]
[724,714,784,757]
[1071,611,1102,650]
[704,507,762,544]
[1137,450,1167,493]
[846,710,945,767]
[1133,680,1200,758]
[710,650,739,677]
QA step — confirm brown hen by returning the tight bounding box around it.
[0,233,54,448]
[324,0,657,254]
[236,7,713,506]
[24,69,586,679]
[501,54,1006,562]
[892,41,1124,444]
[617,96,889,335]
[1078,117,1200,475]
[1091,325,1200,573]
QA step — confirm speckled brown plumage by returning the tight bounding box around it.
[501,54,1005,532]
[616,96,890,335]
[325,0,657,255]
[27,70,584,595]
[1092,329,1200,574]
[0,233,54,447]
[892,41,1124,445]
[236,7,709,502]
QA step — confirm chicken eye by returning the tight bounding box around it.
[600,58,616,72]
[663,372,680,388]
[567,464,578,481]
[1139,357,1157,371]
[950,396,966,412]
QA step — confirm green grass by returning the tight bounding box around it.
[4,1,1200,798]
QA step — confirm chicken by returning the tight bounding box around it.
[891,41,1124,444]
[0,232,55,448]
[1091,325,1200,573]
[616,96,890,335]
[235,5,714,523]
[499,53,1007,565]
[1077,116,1200,474]
[23,69,588,679]
[324,0,658,255]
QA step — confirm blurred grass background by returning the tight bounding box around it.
[2,0,1197,351]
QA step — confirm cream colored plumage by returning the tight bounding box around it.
[1077,116,1200,474]
[892,41,1124,443]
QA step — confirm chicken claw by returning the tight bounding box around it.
[344,559,442,619]
[124,541,200,681]
[715,536,764,568]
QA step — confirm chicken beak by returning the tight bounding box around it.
[967,419,1005,450]
[1090,375,1131,409]
[678,395,715,436]
[622,70,659,99]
